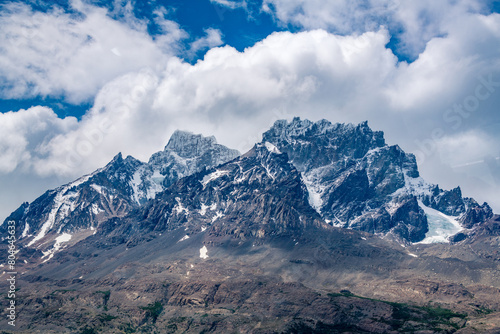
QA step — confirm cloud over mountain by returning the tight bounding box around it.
[0,0,499,220]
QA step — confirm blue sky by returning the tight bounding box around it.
[1,0,500,220]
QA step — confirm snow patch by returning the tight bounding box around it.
[42,233,72,262]
[199,203,209,216]
[146,169,165,199]
[332,215,346,228]
[416,201,463,244]
[211,211,224,222]
[264,142,281,154]
[56,233,72,243]
[28,174,92,247]
[199,203,216,216]
[391,170,434,198]
[302,174,325,213]
[21,223,29,238]
[130,170,143,204]
[408,253,418,258]
[385,200,403,215]
[91,203,104,215]
[130,168,165,205]
[174,197,189,214]
[200,245,209,259]
[90,184,103,195]
[364,147,383,158]
[178,235,190,242]
[201,170,228,187]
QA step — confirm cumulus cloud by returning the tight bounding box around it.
[0,107,78,173]
[261,0,488,57]
[0,1,182,103]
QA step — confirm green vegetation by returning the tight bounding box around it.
[98,313,118,322]
[120,323,137,333]
[79,326,98,334]
[139,301,163,323]
[327,290,468,331]
[96,290,111,310]
[472,304,495,315]
[50,289,76,295]
[96,290,111,303]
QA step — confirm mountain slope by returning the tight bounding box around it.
[102,142,327,248]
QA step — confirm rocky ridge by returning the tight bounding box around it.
[1,130,239,256]
[263,118,493,243]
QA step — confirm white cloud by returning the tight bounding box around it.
[385,13,500,111]
[0,107,78,173]
[435,131,499,167]
[0,1,182,103]
[261,0,488,57]
[189,28,224,56]
[210,0,247,10]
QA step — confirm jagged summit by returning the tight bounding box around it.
[264,117,386,171]
[165,130,218,157]
[263,117,492,243]
[147,130,240,189]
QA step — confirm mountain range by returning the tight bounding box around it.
[1,118,499,333]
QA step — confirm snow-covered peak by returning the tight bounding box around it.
[263,118,386,167]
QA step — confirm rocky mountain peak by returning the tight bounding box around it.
[164,130,219,158]
[104,152,142,174]
[263,117,385,172]
[3,130,240,254]
[264,118,492,243]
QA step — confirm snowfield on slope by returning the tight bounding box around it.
[416,201,463,244]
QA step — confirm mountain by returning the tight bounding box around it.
[1,130,239,258]
[263,117,493,243]
[101,142,327,248]
[1,118,499,333]
[2,118,494,260]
